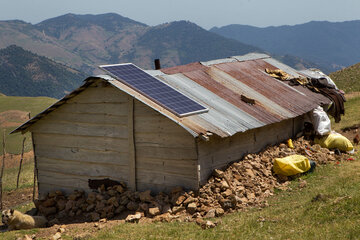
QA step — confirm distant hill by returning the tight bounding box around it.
[0,19,91,73]
[211,20,360,73]
[35,13,148,73]
[0,13,332,75]
[0,45,86,98]
[124,21,262,68]
[36,13,147,38]
[34,15,263,70]
[0,13,262,74]
[330,62,360,93]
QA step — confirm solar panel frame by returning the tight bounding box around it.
[99,63,208,117]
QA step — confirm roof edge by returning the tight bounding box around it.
[11,77,100,134]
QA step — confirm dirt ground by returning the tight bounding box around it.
[35,214,130,239]
[340,124,359,144]
[2,188,33,210]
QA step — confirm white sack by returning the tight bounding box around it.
[311,106,331,136]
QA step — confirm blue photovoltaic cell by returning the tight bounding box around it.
[100,64,208,117]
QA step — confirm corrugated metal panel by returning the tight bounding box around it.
[263,58,302,78]
[161,62,206,75]
[206,65,296,118]
[144,70,165,76]
[232,53,270,62]
[158,73,265,136]
[201,57,237,66]
[213,60,323,117]
[13,53,332,139]
[251,59,331,107]
[181,69,281,124]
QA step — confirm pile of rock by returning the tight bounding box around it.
[36,137,348,224]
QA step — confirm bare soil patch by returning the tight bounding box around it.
[2,188,33,210]
[340,124,359,144]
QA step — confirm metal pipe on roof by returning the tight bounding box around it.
[154,59,161,70]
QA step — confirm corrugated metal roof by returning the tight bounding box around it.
[12,53,331,138]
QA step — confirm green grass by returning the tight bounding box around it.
[1,128,33,154]
[330,63,360,93]
[0,96,56,114]
[0,161,36,239]
[331,95,360,131]
[3,160,34,192]
[84,159,360,240]
[0,95,56,154]
[1,228,39,240]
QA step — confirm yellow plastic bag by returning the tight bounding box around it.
[314,132,353,152]
[273,155,311,176]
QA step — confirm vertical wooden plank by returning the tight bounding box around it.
[16,137,26,189]
[31,133,39,200]
[195,137,200,190]
[0,130,6,210]
[128,97,136,191]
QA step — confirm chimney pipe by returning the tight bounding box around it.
[154,59,161,70]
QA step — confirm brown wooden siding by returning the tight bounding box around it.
[30,81,131,195]
[133,99,198,192]
[198,114,305,184]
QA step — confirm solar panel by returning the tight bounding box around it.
[99,63,208,117]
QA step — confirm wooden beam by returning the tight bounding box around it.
[31,133,39,201]
[16,137,26,189]
[195,137,200,190]
[128,97,136,191]
[0,130,6,209]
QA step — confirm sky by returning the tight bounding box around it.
[1,0,359,29]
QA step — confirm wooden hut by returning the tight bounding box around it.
[13,53,330,196]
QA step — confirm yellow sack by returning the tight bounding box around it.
[273,155,311,176]
[314,132,353,152]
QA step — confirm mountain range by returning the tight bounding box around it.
[211,20,360,72]
[0,45,86,98]
[0,13,359,98]
[0,13,262,75]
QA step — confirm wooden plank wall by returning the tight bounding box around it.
[30,81,131,195]
[198,114,306,184]
[133,99,198,193]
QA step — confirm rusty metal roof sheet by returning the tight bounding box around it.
[13,53,331,138]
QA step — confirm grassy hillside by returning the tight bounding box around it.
[330,62,360,93]
[0,45,86,98]
[0,95,57,154]
[330,95,360,131]
[90,159,360,240]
